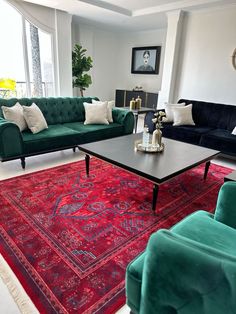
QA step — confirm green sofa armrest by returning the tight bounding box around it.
[214,181,236,229]
[112,108,134,134]
[0,118,23,159]
[140,229,236,314]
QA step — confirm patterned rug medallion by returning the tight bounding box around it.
[0,158,230,313]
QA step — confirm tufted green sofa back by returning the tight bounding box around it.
[0,97,98,125]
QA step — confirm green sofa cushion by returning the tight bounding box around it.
[63,122,124,144]
[22,125,80,154]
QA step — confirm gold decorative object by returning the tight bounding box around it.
[130,97,136,110]
[135,95,142,109]
[152,128,162,146]
[151,110,166,148]
[135,110,166,153]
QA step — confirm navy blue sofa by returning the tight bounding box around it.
[145,99,236,156]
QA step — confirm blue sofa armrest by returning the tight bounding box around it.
[112,108,134,134]
[0,117,23,159]
[140,229,236,314]
[214,181,236,229]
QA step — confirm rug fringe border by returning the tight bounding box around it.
[0,254,39,314]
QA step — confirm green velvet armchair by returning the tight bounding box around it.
[126,181,236,314]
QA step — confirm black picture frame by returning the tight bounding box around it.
[131,46,161,75]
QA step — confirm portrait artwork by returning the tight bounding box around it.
[131,46,161,75]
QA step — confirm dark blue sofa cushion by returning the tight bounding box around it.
[200,129,236,155]
[178,99,236,132]
[162,124,213,145]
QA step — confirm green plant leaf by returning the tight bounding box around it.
[72,44,93,95]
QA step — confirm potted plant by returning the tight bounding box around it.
[72,44,93,96]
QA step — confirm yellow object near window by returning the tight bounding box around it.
[0,78,16,90]
[0,78,16,98]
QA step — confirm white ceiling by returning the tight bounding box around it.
[22,0,236,31]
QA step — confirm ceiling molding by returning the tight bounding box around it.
[21,0,236,31]
[77,0,132,16]
[132,0,222,16]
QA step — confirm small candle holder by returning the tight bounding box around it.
[134,139,164,153]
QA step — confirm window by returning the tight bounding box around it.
[0,1,55,98]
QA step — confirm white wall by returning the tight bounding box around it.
[72,20,166,101]
[55,10,72,96]
[72,21,117,100]
[175,6,236,105]
[8,0,72,96]
[115,29,166,94]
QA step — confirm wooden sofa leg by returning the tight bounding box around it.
[73,147,76,152]
[21,157,26,169]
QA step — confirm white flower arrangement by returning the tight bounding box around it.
[152,111,166,129]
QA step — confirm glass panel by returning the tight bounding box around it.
[25,20,54,97]
[0,2,55,99]
[39,29,54,97]
[0,1,26,98]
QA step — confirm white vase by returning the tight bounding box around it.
[152,128,162,146]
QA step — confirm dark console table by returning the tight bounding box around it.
[115,89,158,109]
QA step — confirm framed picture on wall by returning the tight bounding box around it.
[131,46,161,75]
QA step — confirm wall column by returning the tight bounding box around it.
[55,10,72,96]
[158,10,184,108]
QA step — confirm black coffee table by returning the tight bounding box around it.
[78,134,219,212]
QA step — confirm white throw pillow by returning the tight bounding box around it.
[172,104,195,126]
[23,103,48,134]
[162,102,186,123]
[2,102,27,131]
[92,99,115,123]
[232,127,236,135]
[83,102,109,125]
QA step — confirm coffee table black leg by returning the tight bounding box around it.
[204,161,210,180]
[134,114,138,133]
[152,184,159,212]
[85,154,90,177]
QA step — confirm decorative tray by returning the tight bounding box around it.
[134,140,164,153]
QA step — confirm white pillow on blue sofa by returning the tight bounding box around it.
[162,102,186,123]
[172,104,195,126]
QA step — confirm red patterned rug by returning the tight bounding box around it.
[0,158,231,313]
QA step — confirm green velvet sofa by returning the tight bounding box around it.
[126,181,236,314]
[0,97,134,168]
